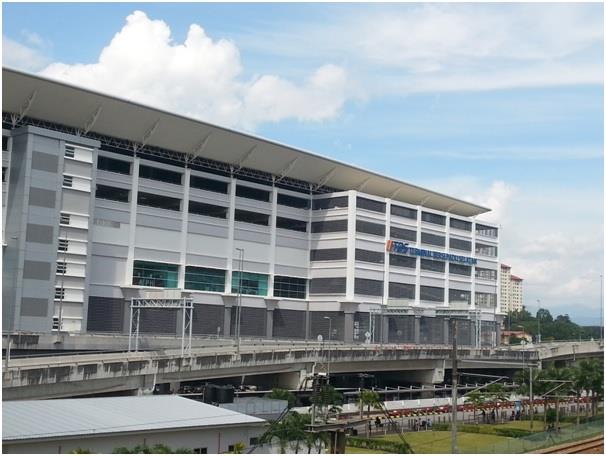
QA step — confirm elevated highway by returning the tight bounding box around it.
[2,336,601,401]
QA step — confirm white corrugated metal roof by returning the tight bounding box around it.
[2,67,490,218]
[3,396,265,442]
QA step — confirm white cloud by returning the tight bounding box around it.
[39,11,350,130]
[2,35,50,72]
[238,3,603,94]
[419,175,603,322]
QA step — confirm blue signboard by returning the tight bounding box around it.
[386,240,477,265]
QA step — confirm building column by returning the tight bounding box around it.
[125,157,140,285]
[178,168,191,289]
[222,296,237,337]
[344,311,355,343]
[225,176,237,292]
[414,315,421,344]
[345,191,357,300]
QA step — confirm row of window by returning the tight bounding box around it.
[96,185,308,232]
[132,261,307,299]
[98,155,496,235]
[98,156,310,208]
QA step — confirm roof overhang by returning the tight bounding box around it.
[2,67,491,217]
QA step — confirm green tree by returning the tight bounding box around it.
[112,444,191,454]
[230,442,246,454]
[485,383,508,424]
[267,387,297,409]
[311,385,343,422]
[577,359,604,417]
[359,389,381,419]
[69,449,92,454]
[465,391,486,423]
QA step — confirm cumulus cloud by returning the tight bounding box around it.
[38,11,350,130]
[419,175,603,322]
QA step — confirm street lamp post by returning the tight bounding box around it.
[235,247,244,355]
[324,316,332,383]
[536,299,541,344]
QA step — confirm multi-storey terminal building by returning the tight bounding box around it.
[2,68,503,346]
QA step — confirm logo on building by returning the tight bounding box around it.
[386,240,477,265]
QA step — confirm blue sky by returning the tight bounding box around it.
[3,2,604,324]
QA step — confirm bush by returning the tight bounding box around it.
[347,436,413,454]
[493,428,533,438]
[432,423,449,431]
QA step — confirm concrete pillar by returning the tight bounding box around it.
[495,322,502,347]
[223,306,232,337]
[414,316,421,344]
[443,318,450,345]
[266,309,274,339]
[382,315,389,343]
[344,311,355,343]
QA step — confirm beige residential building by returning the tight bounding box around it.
[500,264,523,313]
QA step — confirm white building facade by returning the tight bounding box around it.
[2,68,503,347]
[500,264,524,313]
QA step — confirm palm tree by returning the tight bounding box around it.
[577,359,604,418]
[465,390,486,424]
[268,387,297,409]
[311,384,343,423]
[359,389,381,419]
[485,383,508,424]
[230,442,246,454]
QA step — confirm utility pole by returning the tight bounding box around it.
[600,274,603,342]
[451,319,458,454]
[529,363,534,431]
[536,299,541,344]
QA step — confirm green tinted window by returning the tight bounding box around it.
[133,261,178,288]
[185,266,225,292]
[232,272,268,296]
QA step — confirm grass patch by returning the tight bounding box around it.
[379,431,515,454]
[345,447,388,454]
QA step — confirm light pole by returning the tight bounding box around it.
[600,274,603,342]
[324,316,332,383]
[235,247,244,355]
[536,299,541,344]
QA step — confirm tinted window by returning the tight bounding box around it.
[449,289,471,304]
[421,258,445,273]
[476,292,497,308]
[421,211,446,226]
[450,218,472,231]
[190,175,228,194]
[476,267,497,281]
[278,193,310,209]
[97,156,131,175]
[476,243,498,257]
[311,219,348,233]
[450,263,472,276]
[476,224,498,238]
[2,136,8,151]
[139,165,182,185]
[450,237,472,252]
[357,197,386,213]
[310,248,347,261]
[420,286,444,302]
[96,184,129,203]
[309,277,346,294]
[232,272,268,296]
[391,205,417,219]
[138,192,181,211]
[421,232,445,247]
[189,201,228,219]
[235,209,269,226]
[389,282,415,299]
[355,278,383,296]
[274,276,307,299]
[355,249,384,264]
[185,266,226,292]
[276,216,307,233]
[389,254,416,269]
[356,220,385,236]
[390,226,417,242]
[133,261,178,288]
[313,196,348,210]
[236,185,270,202]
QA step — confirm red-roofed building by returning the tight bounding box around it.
[500,264,524,313]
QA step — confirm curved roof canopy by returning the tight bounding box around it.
[2,67,490,217]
